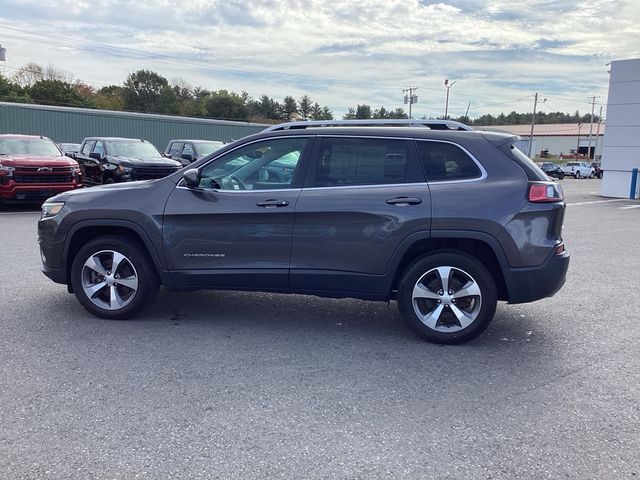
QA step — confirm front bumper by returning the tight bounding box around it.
[0,181,82,200]
[505,250,570,304]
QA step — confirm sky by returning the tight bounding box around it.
[0,0,639,120]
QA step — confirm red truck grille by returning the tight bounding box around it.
[13,167,75,184]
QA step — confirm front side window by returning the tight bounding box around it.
[310,137,422,187]
[182,143,194,157]
[194,142,225,157]
[199,137,307,190]
[93,141,105,157]
[417,141,482,182]
[168,142,182,157]
[81,141,95,156]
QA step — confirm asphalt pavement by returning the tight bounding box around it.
[1,178,639,479]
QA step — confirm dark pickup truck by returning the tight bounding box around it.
[75,137,182,186]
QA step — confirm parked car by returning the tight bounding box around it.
[38,119,569,345]
[75,137,182,186]
[591,162,603,179]
[562,161,595,178]
[57,143,81,158]
[164,139,225,166]
[539,162,565,180]
[0,134,82,204]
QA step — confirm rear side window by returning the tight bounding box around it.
[416,141,482,182]
[310,137,424,187]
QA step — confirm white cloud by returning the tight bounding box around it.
[0,0,638,118]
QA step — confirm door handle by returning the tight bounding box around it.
[386,197,422,206]
[256,199,290,208]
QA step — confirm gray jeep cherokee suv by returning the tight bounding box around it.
[38,120,569,344]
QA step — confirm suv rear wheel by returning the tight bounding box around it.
[398,252,497,344]
[70,235,159,319]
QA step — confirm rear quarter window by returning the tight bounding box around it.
[416,141,482,181]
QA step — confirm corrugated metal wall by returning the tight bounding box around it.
[0,102,267,151]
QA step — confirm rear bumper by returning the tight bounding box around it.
[505,250,570,304]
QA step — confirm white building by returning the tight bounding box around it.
[601,58,640,199]
[479,123,604,159]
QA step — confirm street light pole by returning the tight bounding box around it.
[444,79,456,119]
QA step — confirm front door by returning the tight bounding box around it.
[163,136,312,291]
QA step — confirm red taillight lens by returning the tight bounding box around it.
[528,182,564,203]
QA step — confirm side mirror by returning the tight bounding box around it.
[89,152,102,161]
[182,168,201,188]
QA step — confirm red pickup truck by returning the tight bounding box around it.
[0,134,82,203]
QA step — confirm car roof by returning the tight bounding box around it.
[0,134,52,140]
[250,126,516,143]
[83,137,150,142]
[169,139,224,143]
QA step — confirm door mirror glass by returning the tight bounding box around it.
[182,168,201,188]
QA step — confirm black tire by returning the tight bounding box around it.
[558,172,565,180]
[397,251,497,344]
[70,235,159,319]
[575,171,581,179]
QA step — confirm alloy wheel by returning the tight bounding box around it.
[81,250,139,310]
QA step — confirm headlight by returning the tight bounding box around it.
[0,163,15,175]
[41,202,65,218]
[117,165,132,174]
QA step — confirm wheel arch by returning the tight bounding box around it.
[384,231,509,301]
[64,220,170,290]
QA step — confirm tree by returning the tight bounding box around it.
[123,69,178,114]
[355,104,372,119]
[298,95,312,120]
[28,79,94,108]
[0,74,30,103]
[282,96,298,120]
[343,108,356,120]
[205,90,247,119]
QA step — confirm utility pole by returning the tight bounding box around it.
[594,105,603,160]
[527,93,539,158]
[587,96,597,160]
[403,87,418,119]
[464,102,470,119]
[444,79,456,119]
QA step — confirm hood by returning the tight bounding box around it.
[110,156,182,168]
[0,154,78,168]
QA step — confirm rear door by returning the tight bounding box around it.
[162,135,312,290]
[290,136,430,295]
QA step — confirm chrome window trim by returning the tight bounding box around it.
[302,182,429,191]
[312,135,487,186]
[175,185,302,194]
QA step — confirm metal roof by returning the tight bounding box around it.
[478,123,605,137]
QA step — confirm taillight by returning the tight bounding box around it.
[528,182,564,203]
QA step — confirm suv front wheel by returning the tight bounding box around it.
[70,235,159,319]
[398,252,497,344]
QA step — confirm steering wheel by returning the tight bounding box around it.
[228,175,246,190]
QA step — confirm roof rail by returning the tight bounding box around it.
[262,119,474,132]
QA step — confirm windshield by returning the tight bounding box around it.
[0,138,62,157]
[195,142,225,157]
[107,141,162,159]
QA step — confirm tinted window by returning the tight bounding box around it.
[417,141,481,181]
[199,137,307,190]
[81,141,95,156]
[93,141,105,157]
[168,142,182,156]
[182,143,194,157]
[311,138,422,187]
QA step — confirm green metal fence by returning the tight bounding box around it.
[0,101,267,151]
